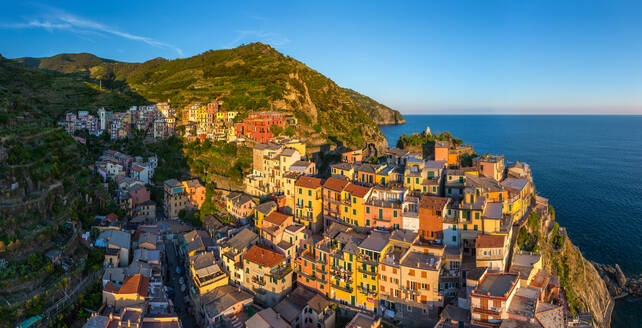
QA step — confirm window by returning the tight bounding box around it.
[344,206,348,213]
[421,271,427,278]
[379,209,383,219]
[366,219,370,226]
[353,197,356,203]
[416,178,419,184]
[463,224,467,230]
[308,190,312,196]
[352,209,356,215]
[393,210,397,217]
[474,225,478,231]
[409,269,415,276]
[406,178,410,184]
[366,207,370,214]
[299,188,302,194]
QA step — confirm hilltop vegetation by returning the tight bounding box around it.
[16,43,404,148]
[0,57,136,326]
[0,56,144,124]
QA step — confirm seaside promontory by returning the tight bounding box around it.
[0,43,621,328]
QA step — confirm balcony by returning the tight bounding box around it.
[400,287,420,296]
[330,282,353,293]
[295,269,316,281]
[358,286,378,298]
[357,266,377,275]
[357,254,378,266]
[472,307,501,316]
[252,276,266,286]
[330,270,353,284]
[269,266,293,280]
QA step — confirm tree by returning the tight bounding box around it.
[270,125,283,136]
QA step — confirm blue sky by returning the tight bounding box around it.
[1,1,641,114]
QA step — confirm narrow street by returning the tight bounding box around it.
[164,239,197,327]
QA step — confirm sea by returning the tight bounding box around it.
[379,115,642,326]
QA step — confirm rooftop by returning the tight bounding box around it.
[419,195,450,210]
[473,273,519,298]
[475,234,505,249]
[501,178,529,191]
[483,202,504,219]
[296,176,323,189]
[323,176,350,192]
[344,183,371,198]
[359,231,390,252]
[264,211,292,226]
[400,250,441,270]
[346,312,380,328]
[246,308,290,328]
[225,227,258,250]
[243,245,285,268]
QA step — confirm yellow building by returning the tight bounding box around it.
[189,251,229,294]
[324,227,365,307]
[254,201,277,230]
[501,178,532,222]
[215,111,238,123]
[330,162,356,180]
[273,136,306,157]
[355,232,389,311]
[294,176,324,232]
[341,183,372,227]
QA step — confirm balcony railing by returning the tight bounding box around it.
[472,307,501,316]
[330,282,353,293]
[358,286,378,298]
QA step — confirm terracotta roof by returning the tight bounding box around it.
[323,177,350,192]
[132,165,145,172]
[475,234,505,249]
[264,211,292,226]
[243,245,285,268]
[295,176,323,189]
[118,274,150,297]
[419,195,450,210]
[103,281,120,294]
[344,183,371,198]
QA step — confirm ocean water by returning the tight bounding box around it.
[380,115,642,326]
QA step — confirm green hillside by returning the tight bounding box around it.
[15,43,404,148]
[0,57,133,326]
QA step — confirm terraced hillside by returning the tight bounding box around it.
[16,43,404,148]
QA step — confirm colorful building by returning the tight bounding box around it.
[294,176,324,232]
[235,111,287,143]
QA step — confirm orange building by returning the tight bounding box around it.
[418,196,450,240]
[341,148,364,164]
[434,140,450,162]
[322,177,351,225]
[183,179,206,208]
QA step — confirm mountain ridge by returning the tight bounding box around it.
[14,43,405,148]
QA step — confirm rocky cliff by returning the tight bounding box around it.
[342,88,405,125]
[533,212,614,327]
